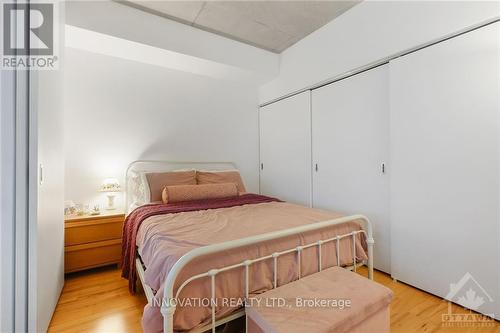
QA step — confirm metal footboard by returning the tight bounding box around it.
[156,214,374,333]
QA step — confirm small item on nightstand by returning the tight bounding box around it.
[64,200,76,216]
[90,205,101,215]
[75,203,85,216]
[100,178,121,210]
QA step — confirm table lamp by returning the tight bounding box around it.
[100,178,121,210]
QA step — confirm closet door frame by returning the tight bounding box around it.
[311,64,390,273]
[259,91,312,206]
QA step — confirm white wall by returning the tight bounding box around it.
[66,1,279,82]
[64,48,260,210]
[260,1,500,103]
[0,59,15,333]
[0,72,2,330]
[30,69,65,333]
[28,3,66,331]
[65,25,269,85]
[0,30,64,333]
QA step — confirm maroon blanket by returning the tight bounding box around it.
[121,193,281,293]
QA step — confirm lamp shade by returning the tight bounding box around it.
[100,178,121,192]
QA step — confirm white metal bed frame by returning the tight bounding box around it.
[126,161,374,333]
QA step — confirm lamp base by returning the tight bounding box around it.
[106,193,116,210]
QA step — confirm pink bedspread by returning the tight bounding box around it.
[122,194,280,293]
[127,195,368,332]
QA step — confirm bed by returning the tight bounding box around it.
[122,161,374,333]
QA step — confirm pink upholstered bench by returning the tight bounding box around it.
[246,266,393,333]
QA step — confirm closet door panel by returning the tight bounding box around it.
[312,65,390,273]
[390,22,499,318]
[259,91,311,205]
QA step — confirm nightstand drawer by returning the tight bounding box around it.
[65,215,124,246]
[65,239,121,273]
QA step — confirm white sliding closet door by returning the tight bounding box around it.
[390,22,499,318]
[259,91,311,206]
[312,65,390,273]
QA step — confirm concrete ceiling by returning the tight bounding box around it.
[120,1,359,53]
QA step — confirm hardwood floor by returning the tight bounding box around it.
[48,266,499,333]
[48,266,147,333]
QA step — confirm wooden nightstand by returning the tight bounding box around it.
[64,211,125,273]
